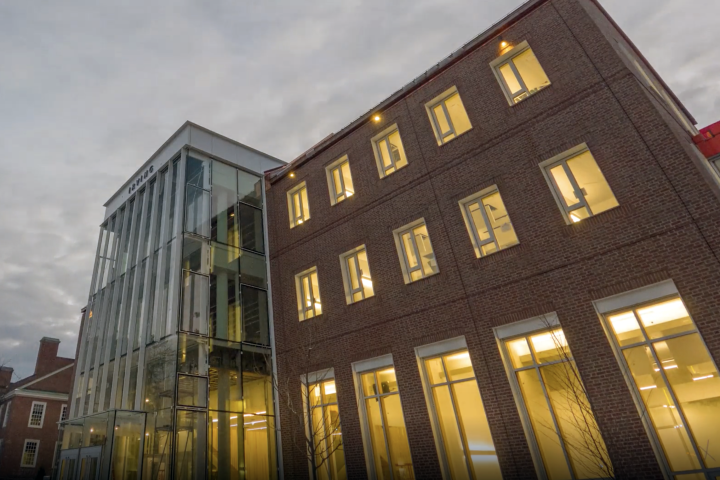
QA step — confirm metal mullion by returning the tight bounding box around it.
[440,102,456,140]
[409,229,423,278]
[375,381,395,480]
[561,162,591,214]
[526,339,577,480]
[513,358,566,372]
[382,135,396,173]
[631,310,706,469]
[352,254,364,299]
[507,58,529,95]
[440,358,475,480]
[476,200,499,252]
[545,161,587,217]
[335,165,346,202]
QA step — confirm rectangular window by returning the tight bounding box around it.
[459,186,519,258]
[354,359,415,480]
[491,41,551,105]
[61,404,68,422]
[600,291,720,477]
[540,144,619,224]
[288,182,310,228]
[393,219,439,284]
[340,246,374,304]
[21,440,39,468]
[417,339,502,480]
[425,87,472,145]
[371,125,409,178]
[296,267,322,321]
[306,372,347,480]
[28,402,46,428]
[3,401,11,427]
[496,317,611,480]
[326,155,355,205]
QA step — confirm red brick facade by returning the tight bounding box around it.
[265,1,720,479]
[0,339,74,479]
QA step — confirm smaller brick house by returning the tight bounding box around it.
[0,338,74,479]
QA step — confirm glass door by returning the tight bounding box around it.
[58,449,80,480]
[78,446,103,480]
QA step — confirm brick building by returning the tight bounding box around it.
[0,338,74,479]
[264,0,720,479]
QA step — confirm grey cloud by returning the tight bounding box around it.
[0,0,717,378]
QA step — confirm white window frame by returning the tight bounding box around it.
[392,218,438,284]
[3,400,11,427]
[339,245,374,304]
[28,401,47,428]
[424,86,472,145]
[490,40,551,106]
[351,354,415,480]
[287,181,310,228]
[539,143,617,224]
[371,124,407,179]
[459,185,519,258]
[325,155,355,205]
[593,280,720,480]
[20,439,40,468]
[295,266,321,321]
[60,404,68,422]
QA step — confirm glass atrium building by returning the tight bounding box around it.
[57,122,285,480]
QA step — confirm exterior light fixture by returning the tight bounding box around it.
[289,172,295,178]
[373,115,381,122]
[500,40,508,48]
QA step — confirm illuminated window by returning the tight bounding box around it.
[425,87,472,145]
[21,440,39,467]
[371,125,409,178]
[459,186,519,258]
[417,339,503,480]
[491,41,551,105]
[340,246,374,304]
[296,267,322,321]
[393,219,439,284]
[540,144,619,224]
[326,155,355,205]
[496,316,611,480]
[28,402,46,428]
[600,290,720,478]
[305,371,347,480]
[287,182,310,228]
[60,404,68,422]
[354,358,415,480]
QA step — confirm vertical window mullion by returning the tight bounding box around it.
[442,358,475,479]
[353,254,363,299]
[337,167,346,202]
[383,136,395,173]
[440,102,455,139]
[561,162,590,213]
[508,59,528,95]
[478,198,499,249]
[376,376,395,480]
[409,229,423,277]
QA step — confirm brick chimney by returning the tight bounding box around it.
[35,337,61,376]
[0,366,13,393]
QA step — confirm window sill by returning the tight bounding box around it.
[437,128,473,147]
[475,243,522,265]
[562,205,628,236]
[508,83,552,107]
[405,271,440,285]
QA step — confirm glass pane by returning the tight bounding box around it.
[242,346,273,416]
[357,250,374,299]
[541,362,610,479]
[238,203,265,254]
[513,48,550,95]
[212,161,238,247]
[425,357,446,385]
[310,272,322,316]
[182,271,209,335]
[178,375,208,407]
[186,185,211,238]
[445,93,472,137]
[178,334,209,376]
[322,380,338,404]
[187,156,210,189]
[241,250,267,289]
[300,188,311,221]
[623,345,702,472]
[245,414,275,480]
[377,369,399,394]
[362,372,377,397]
[312,406,328,480]
[530,329,570,365]
[175,410,207,480]
[242,286,269,345]
[292,191,303,224]
[516,369,571,480]
[182,235,209,274]
[482,192,518,251]
[142,337,177,412]
[607,311,644,347]
[209,410,243,480]
[208,340,242,412]
[433,385,470,480]
[499,62,523,94]
[83,413,109,447]
[444,351,474,382]
[347,255,360,291]
[210,243,241,341]
[413,224,438,277]
[387,130,408,170]
[507,338,534,368]
[325,404,347,480]
[655,334,720,467]
[549,164,580,208]
[468,202,491,245]
[568,207,591,223]
[378,139,394,171]
[111,411,145,480]
[433,104,452,136]
[310,384,322,408]
[636,298,695,340]
[402,233,419,270]
[365,398,391,480]
[382,395,415,480]
[341,162,354,197]
[238,170,262,208]
[566,151,618,215]
[453,380,502,480]
[332,166,344,198]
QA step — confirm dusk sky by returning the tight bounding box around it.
[1,0,718,380]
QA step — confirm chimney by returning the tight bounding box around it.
[0,367,13,392]
[35,337,61,376]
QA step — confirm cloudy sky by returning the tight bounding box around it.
[0,0,718,379]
